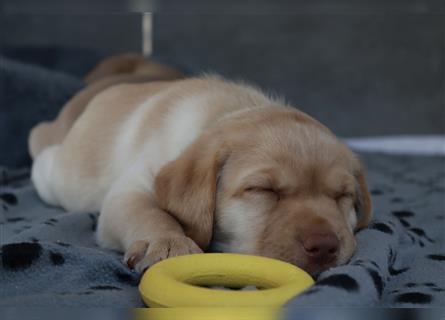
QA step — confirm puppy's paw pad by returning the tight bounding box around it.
[125,236,202,273]
[124,240,149,269]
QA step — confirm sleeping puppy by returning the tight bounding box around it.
[30,60,372,276]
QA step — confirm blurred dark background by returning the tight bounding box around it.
[0,0,444,137]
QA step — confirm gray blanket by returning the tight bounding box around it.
[1,153,444,308]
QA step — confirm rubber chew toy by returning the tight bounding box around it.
[139,253,314,308]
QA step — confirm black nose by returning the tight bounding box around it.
[302,233,339,263]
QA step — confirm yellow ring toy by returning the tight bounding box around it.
[139,253,314,308]
[134,307,282,320]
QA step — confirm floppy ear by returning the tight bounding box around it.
[354,167,373,230]
[154,132,230,250]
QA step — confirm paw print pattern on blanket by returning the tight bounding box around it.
[2,242,64,269]
[2,242,42,270]
[0,168,141,307]
[316,274,360,291]
[1,192,18,206]
[0,241,141,306]
[389,281,445,305]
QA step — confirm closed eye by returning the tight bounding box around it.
[244,187,280,201]
[334,192,354,201]
[245,186,276,193]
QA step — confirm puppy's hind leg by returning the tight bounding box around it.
[31,145,61,207]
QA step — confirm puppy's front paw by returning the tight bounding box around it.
[124,235,202,273]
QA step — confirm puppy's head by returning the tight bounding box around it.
[154,107,372,275]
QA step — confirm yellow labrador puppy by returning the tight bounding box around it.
[30,58,372,275]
